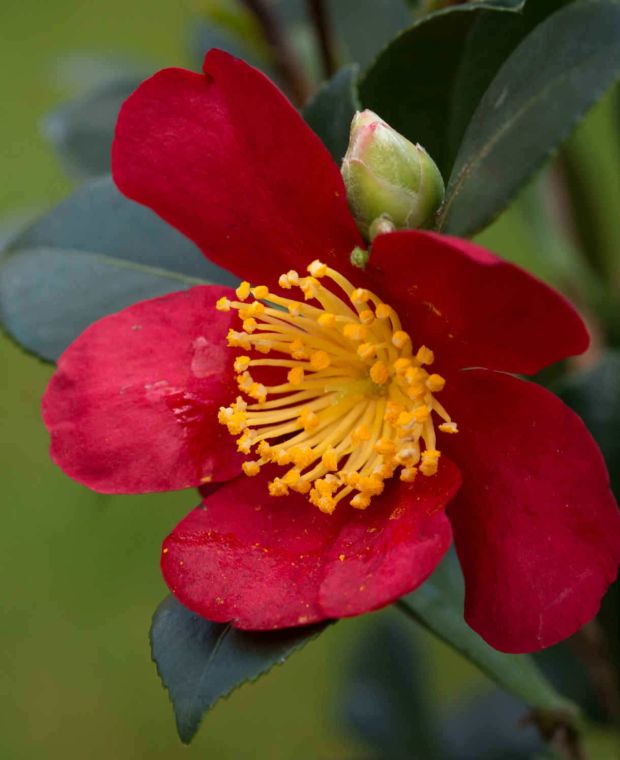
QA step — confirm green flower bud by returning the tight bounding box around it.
[341,110,445,240]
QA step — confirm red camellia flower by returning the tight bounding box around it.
[42,50,620,654]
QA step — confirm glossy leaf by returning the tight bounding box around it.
[303,64,360,163]
[398,553,577,717]
[0,176,236,361]
[439,0,620,236]
[43,78,141,180]
[150,595,326,744]
[359,1,528,177]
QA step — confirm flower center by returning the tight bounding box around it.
[216,260,457,514]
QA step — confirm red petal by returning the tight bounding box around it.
[162,461,461,629]
[442,369,620,653]
[42,286,242,493]
[112,50,362,285]
[365,231,589,374]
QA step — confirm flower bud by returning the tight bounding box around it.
[341,110,445,240]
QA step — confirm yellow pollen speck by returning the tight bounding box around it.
[216,263,456,514]
[236,281,251,300]
[339,554,345,562]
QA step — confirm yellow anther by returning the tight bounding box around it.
[376,303,393,319]
[420,449,441,476]
[396,447,418,466]
[416,346,435,365]
[283,468,302,486]
[236,281,251,300]
[286,270,299,284]
[322,448,339,471]
[310,350,331,371]
[400,467,418,483]
[439,421,458,434]
[299,409,319,431]
[257,441,273,460]
[351,288,370,305]
[290,446,314,468]
[396,410,415,428]
[318,312,336,328]
[384,402,404,423]
[370,360,389,385]
[237,433,254,454]
[252,285,269,299]
[216,296,231,311]
[357,342,376,361]
[392,331,410,349]
[268,478,289,497]
[412,405,431,423]
[300,276,320,300]
[374,438,396,456]
[405,366,427,386]
[351,493,371,510]
[287,301,301,317]
[359,309,374,325]
[352,424,371,443]
[292,479,311,494]
[246,301,265,317]
[275,449,292,466]
[426,373,446,392]
[236,372,253,391]
[234,355,251,373]
[343,323,367,341]
[290,339,307,360]
[287,367,304,385]
[394,357,411,374]
[242,317,257,333]
[278,273,292,289]
[308,260,328,278]
[242,461,261,477]
[249,383,267,403]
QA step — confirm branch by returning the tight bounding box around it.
[239,0,312,106]
[306,0,337,78]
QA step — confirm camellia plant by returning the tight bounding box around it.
[3,0,620,757]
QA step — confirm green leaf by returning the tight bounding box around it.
[359,1,530,178]
[150,595,326,744]
[43,78,141,180]
[398,554,578,719]
[439,0,620,237]
[0,176,236,361]
[303,65,360,163]
[343,614,441,759]
[554,351,620,496]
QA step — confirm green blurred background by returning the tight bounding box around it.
[1,1,619,758]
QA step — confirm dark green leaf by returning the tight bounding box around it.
[43,78,141,180]
[150,595,326,744]
[439,0,620,237]
[359,1,529,177]
[343,613,441,759]
[0,176,236,361]
[303,64,360,163]
[398,553,577,716]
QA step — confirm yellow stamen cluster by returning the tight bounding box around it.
[216,261,457,515]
